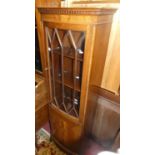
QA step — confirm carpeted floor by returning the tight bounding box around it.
[36,123,109,155]
[36,123,120,155]
[36,128,67,155]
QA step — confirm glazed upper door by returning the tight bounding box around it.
[45,24,86,118]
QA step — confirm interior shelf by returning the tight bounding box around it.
[53,47,83,62]
[55,78,81,92]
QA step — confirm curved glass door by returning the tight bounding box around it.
[46,27,85,118]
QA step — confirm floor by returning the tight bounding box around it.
[40,122,106,155]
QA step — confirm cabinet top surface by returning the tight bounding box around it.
[37,7,117,16]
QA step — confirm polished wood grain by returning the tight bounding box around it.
[35,73,48,111]
[35,7,52,105]
[89,23,112,87]
[52,136,78,155]
[49,105,83,152]
[101,9,120,94]
[89,8,120,94]
[35,103,49,131]
[35,3,49,131]
[89,85,120,103]
[38,7,116,15]
[36,7,117,153]
[35,9,46,78]
[35,73,49,131]
[91,98,119,148]
[35,0,60,7]
[85,86,120,149]
[35,9,50,131]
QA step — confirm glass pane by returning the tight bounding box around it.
[46,27,85,118]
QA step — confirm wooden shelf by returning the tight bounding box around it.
[55,78,81,92]
[53,47,83,62]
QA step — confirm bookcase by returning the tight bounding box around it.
[46,27,85,117]
[37,7,117,153]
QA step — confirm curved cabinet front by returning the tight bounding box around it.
[49,106,83,153]
[37,7,117,153]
